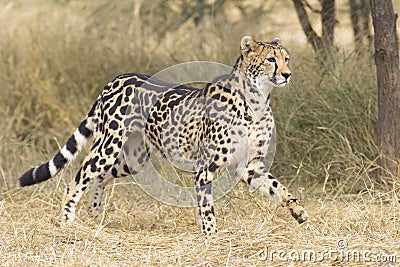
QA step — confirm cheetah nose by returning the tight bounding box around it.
[282,72,291,80]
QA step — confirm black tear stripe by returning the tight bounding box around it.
[273,62,278,79]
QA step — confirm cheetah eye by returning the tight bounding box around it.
[285,57,290,62]
[266,57,276,63]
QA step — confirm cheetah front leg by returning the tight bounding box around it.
[242,160,309,223]
[195,169,217,236]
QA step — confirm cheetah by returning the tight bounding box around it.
[17,36,309,235]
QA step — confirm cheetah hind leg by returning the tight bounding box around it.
[87,135,150,217]
[86,172,116,217]
[61,152,114,225]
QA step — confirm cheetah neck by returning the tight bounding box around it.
[226,59,273,118]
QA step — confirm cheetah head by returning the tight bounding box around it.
[238,35,291,91]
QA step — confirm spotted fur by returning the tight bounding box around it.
[17,36,308,235]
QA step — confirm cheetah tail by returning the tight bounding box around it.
[17,99,100,187]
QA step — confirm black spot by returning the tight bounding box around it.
[102,86,124,102]
[124,117,135,127]
[212,93,221,100]
[144,94,150,105]
[109,95,123,115]
[289,208,304,223]
[120,105,128,115]
[109,120,118,130]
[104,165,111,172]
[104,135,113,149]
[208,162,218,172]
[269,188,275,196]
[112,80,120,88]
[208,85,216,94]
[87,99,99,116]
[126,86,133,96]
[272,181,278,188]
[99,159,106,165]
[105,147,113,155]
[90,156,99,172]
[75,169,82,184]
[123,164,130,173]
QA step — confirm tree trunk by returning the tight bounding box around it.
[292,0,335,59]
[370,0,400,183]
[321,0,335,49]
[360,0,372,48]
[349,0,362,50]
[350,0,372,52]
[292,0,323,52]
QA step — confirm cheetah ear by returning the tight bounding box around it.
[270,38,281,45]
[240,36,258,54]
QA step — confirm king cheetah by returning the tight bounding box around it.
[18,36,308,235]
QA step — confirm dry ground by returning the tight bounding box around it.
[1,0,400,266]
[1,175,399,266]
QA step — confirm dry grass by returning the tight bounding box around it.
[1,181,399,266]
[0,0,399,266]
